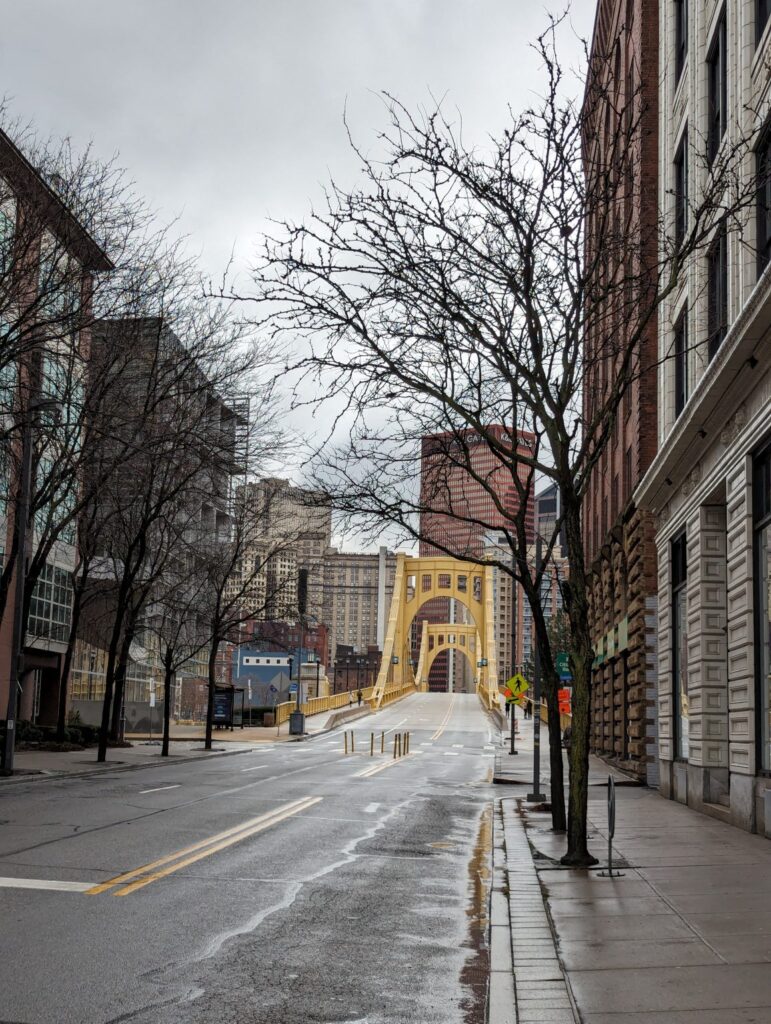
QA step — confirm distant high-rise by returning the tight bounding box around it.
[418,425,537,690]
[419,425,536,559]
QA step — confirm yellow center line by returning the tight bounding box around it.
[86,797,317,896]
[355,754,414,778]
[430,694,457,741]
[113,797,322,896]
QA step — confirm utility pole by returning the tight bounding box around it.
[528,536,546,802]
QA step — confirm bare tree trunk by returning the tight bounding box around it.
[205,638,220,751]
[560,497,598,867]
[546,686,566,832]
[162,652,173,757]
[109,626,134,741]
[57,581,84,742]
[97,632,120,762]
[531,601,567,832]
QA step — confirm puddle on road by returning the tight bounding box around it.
[460,803,491,1024]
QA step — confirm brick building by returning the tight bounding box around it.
[582,0,660,783]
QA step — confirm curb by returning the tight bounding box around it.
[0,744,258,788]
[489,797,578,1023]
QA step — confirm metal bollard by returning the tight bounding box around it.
[350,730,355,753]
[405,732,410,754]
[381,731,385,754]
[370,732,374,757]
[397,733,402,757]
[393,734,397,759]
[344,732,348,755]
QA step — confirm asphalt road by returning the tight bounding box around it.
[0,693,502,1024]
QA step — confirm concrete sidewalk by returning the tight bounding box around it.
[490,711,771,1021]
[2,702,376,784]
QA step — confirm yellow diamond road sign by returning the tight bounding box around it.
[506,673,529,697]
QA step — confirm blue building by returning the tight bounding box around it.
[232,648,292,709]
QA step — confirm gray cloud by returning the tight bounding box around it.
[1,0,596,281]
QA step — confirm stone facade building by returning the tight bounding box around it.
[637,0,771,833]
[582,0,661,784]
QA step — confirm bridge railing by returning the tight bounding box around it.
[274,687,378,726]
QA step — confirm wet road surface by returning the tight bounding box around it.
[0,693,500,1024]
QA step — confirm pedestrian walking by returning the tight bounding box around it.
[357,688,363,706]
[349,691,354,706]
[505,700,511,718]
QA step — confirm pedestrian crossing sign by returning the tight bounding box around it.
[506,673,530,697]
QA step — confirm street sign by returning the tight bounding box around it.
[288,682,298,693]
[269,684,278,694]
[556,652,572,680]
[558,687,572,715]
[506,673,530,697]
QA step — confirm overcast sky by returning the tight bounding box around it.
[2,0,596,283]
[2,1,597,548]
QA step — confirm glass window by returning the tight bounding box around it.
[758,0,771,45]
[674,128,688,248]
[672,533,688,759]
[707,226,728,360]
[674,307,688,417]
[754,442,771,771]
[707,11,727,166]
[757,124,771,277]
[675,0,688,82]
[28,561,73,644]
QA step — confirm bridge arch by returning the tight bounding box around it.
[371,554,498,708]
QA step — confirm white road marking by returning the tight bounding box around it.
[0,877,94,892]
[420,742,434,746]
[240,764,268,773]
[364,803,381,814]
[484,745,496,751]
[443,752,460,756]
[139,785,181,794]
[452,744,464,748]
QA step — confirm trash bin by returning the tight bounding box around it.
[263,712,274,727]
[289,711,305,736]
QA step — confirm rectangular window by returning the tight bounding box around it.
[675,0,688,82]
[671,533,689,759]
[758,0,771,45]
[707,11,727,166]
[707,226,728,359]
[674,307,688,417]
[623,446,633,501]
[757,124,771,277]
[674,129,688,248]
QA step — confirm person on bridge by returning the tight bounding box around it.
[357,688,363,706]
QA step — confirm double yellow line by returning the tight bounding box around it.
[354,755,414,779]
[431,694,456,741]
[87,797,321,897]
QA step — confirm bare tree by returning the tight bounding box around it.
[242,19,764,864]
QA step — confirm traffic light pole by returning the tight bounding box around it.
[528,536,546,802]
[509,570,517,756]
